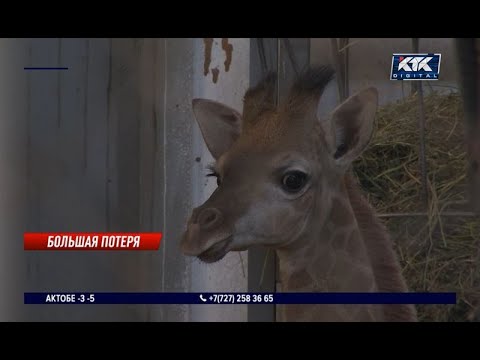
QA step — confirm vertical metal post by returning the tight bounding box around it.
[330,38,349,102]
[455,38,480,212]
[413,38,429,209]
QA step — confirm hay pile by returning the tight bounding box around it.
[353,91,480,322]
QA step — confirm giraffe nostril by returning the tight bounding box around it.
[198,208,222,230]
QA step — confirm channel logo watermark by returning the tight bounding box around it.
[390,53,441,80]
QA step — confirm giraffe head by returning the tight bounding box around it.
[181,66,378,263]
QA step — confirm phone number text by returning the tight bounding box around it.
[210,294,274,304]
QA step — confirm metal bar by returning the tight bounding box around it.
[281,38,300,76]
[277,38,310,103]
[455,38,480,212]
[330,38,346,101]
[255,38,268,75]
[377,211,478,218]
[340,38,349,99]
[411,38,419,95]
[411,38,429,209]
[416,80,429,208]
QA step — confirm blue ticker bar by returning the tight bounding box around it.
[24,292,456,305]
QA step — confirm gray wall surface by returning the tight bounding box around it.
[0,39,28,321]
[13,38,197,321]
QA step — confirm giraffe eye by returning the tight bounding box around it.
[281,171,308,193]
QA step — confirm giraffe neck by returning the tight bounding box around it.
[344,174,418,321]
[275,179,384,321]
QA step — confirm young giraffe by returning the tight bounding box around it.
[181,66,417,322]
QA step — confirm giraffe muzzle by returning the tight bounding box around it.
[197,235,233,263]
[181,205,233,262]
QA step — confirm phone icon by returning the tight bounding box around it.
[199,294,207,302]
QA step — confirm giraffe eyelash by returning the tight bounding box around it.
[206,164,219,178]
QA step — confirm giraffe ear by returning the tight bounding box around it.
[324,87,378,169]
[192,99,243,160]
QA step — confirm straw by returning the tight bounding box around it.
[353,91,480,321]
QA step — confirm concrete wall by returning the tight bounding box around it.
[20,38,174,321]
[0,39,28,321]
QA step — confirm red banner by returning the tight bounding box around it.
[24,232,162,251]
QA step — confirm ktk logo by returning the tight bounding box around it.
[390,53,441,81]
[397,56,433,72]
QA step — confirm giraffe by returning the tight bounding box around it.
[181,65,418,322]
